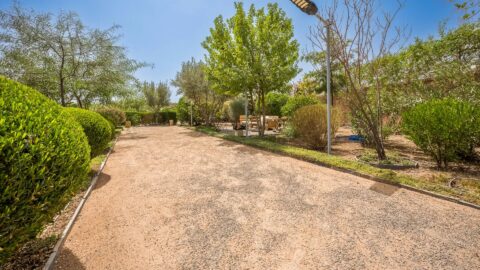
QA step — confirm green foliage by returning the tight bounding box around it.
[402,98,480,168]
[265,92,289,116]
[159,109,177,124]
[301,51,347,95]
[63,108,113,156]
[142,81,171,117]
[125,111,142,126]
[291,104,340,150]
[176,97,201,125]
[358,149,416,166]
[172,58,225,125]
[228,96,247,122]
[202,2,299,133]
[0,5,145,107]
[124,111,177,126]
[382,22,480,116]
[281,95,320,117]
[0,77,90,263]
[95,107,126,127]
[450,0,479,20]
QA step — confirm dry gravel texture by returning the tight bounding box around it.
[54,126,480,270]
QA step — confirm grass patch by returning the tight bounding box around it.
[358,149,417,166]
[195,126,480,206]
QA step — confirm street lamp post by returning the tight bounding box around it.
[290,0,332,155]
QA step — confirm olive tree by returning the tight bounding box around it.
[0,4,144,107]
[172,58,225,126]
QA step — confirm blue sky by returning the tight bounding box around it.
[0,0,464,101]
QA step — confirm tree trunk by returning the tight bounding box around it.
[59,75,66,106]
[371,127,386,160]
[260,91,266,137]
[59,45,66,107]
[75,94,83,108]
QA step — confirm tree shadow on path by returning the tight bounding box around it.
[53,248,85,270]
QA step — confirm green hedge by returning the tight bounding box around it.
[0,77,90,263]
[125,111,177,126]
[63,108,113,157]
[281,95,320,117]
[95,107,126,127]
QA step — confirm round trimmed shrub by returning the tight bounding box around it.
[63,108,113,157]
[281,95,320,117]
[95,107,126,127]
[291,104,340,150]
[0,77,90,263]
[402,98,480,168]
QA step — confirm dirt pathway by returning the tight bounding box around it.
[54,126,480,269]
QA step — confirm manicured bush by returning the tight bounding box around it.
[126,111,142,125]
[265,92,289,116]
[0,77,90,263]
[176,97,201,125]
[228,96,247,123]
[159,110,177,124]
[281,95,320,117]
[141,113,155,124]
[125,111,177,125]
[402,98,480,168]
[63,108,113,157]
[291,104,340,150]
[95,107,126,127]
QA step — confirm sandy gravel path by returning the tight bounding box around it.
[54,126,480,270]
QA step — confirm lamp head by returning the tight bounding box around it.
[290,0,318,16]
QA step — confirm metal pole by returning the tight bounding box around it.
[244,91,249,137]
[325,22,332,155]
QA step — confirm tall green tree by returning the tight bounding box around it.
[381,21,480,116]
[0,4,144,107]
[172,58,225,126]
[202,2,299,135]
[301,51,346,96]
[142,81,171,123]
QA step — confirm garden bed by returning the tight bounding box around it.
[356,149,418,170]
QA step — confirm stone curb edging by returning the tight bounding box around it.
[43,137,119,270]
[195,128,480,211]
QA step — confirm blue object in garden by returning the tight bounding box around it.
[348,135,365,142]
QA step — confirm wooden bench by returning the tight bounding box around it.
[239,115,259,130]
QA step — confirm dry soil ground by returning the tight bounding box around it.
[54,126,480,270]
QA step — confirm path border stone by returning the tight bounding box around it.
[42,137,118,270]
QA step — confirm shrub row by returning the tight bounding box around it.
[63,108,113,157]
[96,107,126,127]
[0,77,91,263]
[125,111,177,126]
